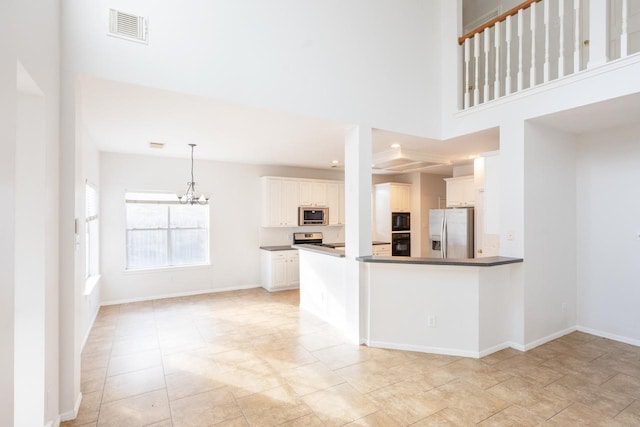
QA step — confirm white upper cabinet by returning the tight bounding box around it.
[390,183,411,212]
[374,182,412,241]
[444,176,475,207]
[262,177,343,227]
[326,182,345,225]
[299,181,327,206]
[261,177,299,227]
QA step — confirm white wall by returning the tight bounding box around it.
[0,1,60,426]
[64,0,443,139]
[577,123,640,345]
[100,152,344,303]
[523,122,577,346]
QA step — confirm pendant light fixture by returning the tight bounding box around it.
[177,143,209,205]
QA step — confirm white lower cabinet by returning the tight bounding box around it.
[261,250,299,291]
[372,244,391,256]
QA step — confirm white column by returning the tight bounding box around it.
[621,0,629,57]
[464,38,471,109]
[558,0,566,77]
[14,89,46,427]
[574,0,582,72]
[484,28,491,102]
[517,9,525,91]
[473,35,480,105]
[494,23,501,99]
[544,0,551,82]
[530,2,537,87]
[506,15,513,95]
[344,125,372,343]
[588,0,610,68]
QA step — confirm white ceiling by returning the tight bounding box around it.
[80,76,500,173]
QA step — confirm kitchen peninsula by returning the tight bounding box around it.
[294,244,523,358]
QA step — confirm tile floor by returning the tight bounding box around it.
[63,288,640,426]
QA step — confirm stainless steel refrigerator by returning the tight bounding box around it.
[429,208,474,259]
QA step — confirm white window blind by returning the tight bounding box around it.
[86,183,99,278]
[125,192,209,270]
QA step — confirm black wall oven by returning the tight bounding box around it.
[392,212,410,231]
[392,232,411,256]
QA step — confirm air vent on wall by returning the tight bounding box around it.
[109,9,148,44]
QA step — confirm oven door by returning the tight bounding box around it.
[392,212,410,231]
[392,233,411,256]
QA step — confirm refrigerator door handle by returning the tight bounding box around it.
[442,213,447,259]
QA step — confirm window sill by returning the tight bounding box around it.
[124,263,211,275]
[84,274,101,296]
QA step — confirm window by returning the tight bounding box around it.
[86,183,99,278]
[125,192,209,270]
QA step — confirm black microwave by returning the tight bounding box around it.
[392,212,410,231]
[299,207,329,226]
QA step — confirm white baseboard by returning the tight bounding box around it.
[81,302,101,352]
[45,415,60,427]
[368,340,483,359]
[522,326,578,351]
[100,284,262,306]
[59,392,82,422]
[478,342,512,358]
[577,325,640,347]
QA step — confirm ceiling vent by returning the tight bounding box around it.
[109,9,148,44]
[372,149,451,173]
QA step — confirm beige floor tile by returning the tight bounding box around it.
[477,404,546,426]
[297,329,346,352]
[615,400,640,425]
[547,402,624,426]
[602,373,640,399]
[440,358,512,390]
[344,410,402,426]
[302,383,379,427]
[147,420,173,427]
[107,348,162,377]
[277,413,325,427]
[487,376,571,419]
[237,385,312,427]
[281,361,345,396]
[412,407,476,426]
[496,355,564,387]
[434,379,509,423]
[81,367,107,394]
[102,366,166,403]
[169,387,243,427]
[261,345,318,372]
[366,380,447,425]
[218,361,285,398]
[212,416,249,427]
[311,343,374,370]
[165,369,225,401]
[110,335,160,357]
[480,348,521,366]
[162,348,222,376]
[335,360,405,394]
[82,352,111,372]
[61,390,102,427]
[97,389,170,427]
[545,374,634,417]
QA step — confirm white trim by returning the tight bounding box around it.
[264,285,300,292]
[100,283,261,306]
[368,340,483,359]
[81,299,101,352]
[59,392,82,422]
[84,274,101,296]
[522,326,577,351]
[577,326,640,347]
[44,416,61,427]
[477,342,512,358]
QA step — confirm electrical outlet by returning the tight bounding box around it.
[427,315,437,328]
[507,231,515,241]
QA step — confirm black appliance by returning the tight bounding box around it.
[392,212,411,231]
[392,232,411,256]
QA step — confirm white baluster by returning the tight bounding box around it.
[517,8,524,91]
[506,15,512,95]
[484,28,490,102]
[621,0,629,57]
[559,0,566,77]
[474,34,480,105]
[544,0,551,82]
[531,2,537,87]
[464,38,471,109]
[574,0,581,72]
[494,22,501,99]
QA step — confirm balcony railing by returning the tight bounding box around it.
[459,0,639,110]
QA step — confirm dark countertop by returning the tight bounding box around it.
[356,256,524,267]
[356,255,523,267]
[291,244,345,258]
[259,245,294,251]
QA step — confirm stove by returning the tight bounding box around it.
[293,232,324,245]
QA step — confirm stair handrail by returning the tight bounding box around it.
[458,0,543,45]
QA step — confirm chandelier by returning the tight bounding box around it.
[177,144,209,205]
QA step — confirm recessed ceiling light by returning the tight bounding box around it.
[331,160,339,165]
[468,154,477,159]
[149,142,165,149]
[391,143,401,149]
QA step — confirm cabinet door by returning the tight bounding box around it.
[298,181,313,206]
[271,255,287,289]
[390,184,411,212]
[312,181,327,206]
[282,179,299,226]
[445,179,464,207]
[462,178,475,206]
[286,252,300,286]
[326,183,342,225]
[265,178,283,226]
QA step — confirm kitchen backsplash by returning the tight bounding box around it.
[260,226,345,246]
